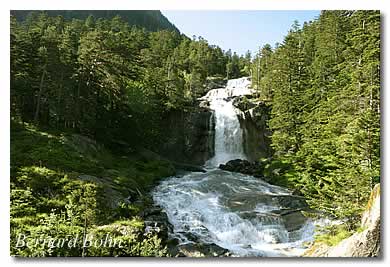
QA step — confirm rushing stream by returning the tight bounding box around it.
[153,77,316,257]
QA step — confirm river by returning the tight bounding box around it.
[153,77,316,257]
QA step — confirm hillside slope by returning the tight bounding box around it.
[10,120,175,256]
[11,10,179,33]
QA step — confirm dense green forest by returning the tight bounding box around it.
[10,11,251,148]
[10,11,252,256]
[251,10,380,225]
[10,10,380,257]
[11,10,180,33]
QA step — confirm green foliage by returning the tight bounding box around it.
[10,189,37,217]
[12,10,179,33]
[11,209,167,257]
[114,201,142,219]
[252,11,380,224]
[261,158,294,188]
[11,9,381,256]
[10,122,174,256]
[10,12,232,149]
[251,44,273,99]
[65,182,98,227]
[11,211,84,257]
[15,167,64,196]
[87,219,168,257]
[315,224,353,246]
[10,122,99,174]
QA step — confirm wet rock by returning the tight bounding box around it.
[219,159,264,177]
[280,210,307,232]
[199,100,211,109]
[141,207,172,242]
[241,208,307,233]
[183,232,201,243]
[172,162,207,173]
[276,195,309,210]
[167,237,180,247]
[139,206,163,218]
[166,237,181,256]
[177,243,232,257]
[219,158,252,170]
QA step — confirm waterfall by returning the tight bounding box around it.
[153,77,317,257]
[201,77,254,167]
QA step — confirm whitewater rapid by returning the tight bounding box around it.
[153,77,316,257]
[153,169,315,256]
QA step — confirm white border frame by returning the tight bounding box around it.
[1,1,388,266]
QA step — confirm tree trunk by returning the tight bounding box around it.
[76,77,82,129]
[34,67,46,124]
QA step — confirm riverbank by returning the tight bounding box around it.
[304,184,380,257]
[10,120,175,256]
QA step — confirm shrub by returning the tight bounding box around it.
[86,219,168,257]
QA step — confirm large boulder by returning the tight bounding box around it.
[219,159,263,177]
[176,243,231,257]
[279,210,307,232]
[65,134,103,159]
[304,184,381,257]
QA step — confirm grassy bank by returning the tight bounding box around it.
[10,120,175,256]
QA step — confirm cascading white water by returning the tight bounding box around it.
[153,77,316,257]
[206,99,245,167]
[153,170,316,256]
[201,77,254,167]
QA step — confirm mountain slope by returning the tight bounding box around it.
[11,10,179,33]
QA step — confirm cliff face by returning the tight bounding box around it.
[157,106,214,166]
[233,97,272,161]
[304,184,381,257]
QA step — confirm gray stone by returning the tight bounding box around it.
[143,214,172,241]
[172,162,207,173]
[219,159,264,177]
[157,105,214,165]
[66,134,102,156]
[232,97,272,161]
[78,174,100,183]
[281,210,307,232]
[304,184,381,257]
[177,243,231,257]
